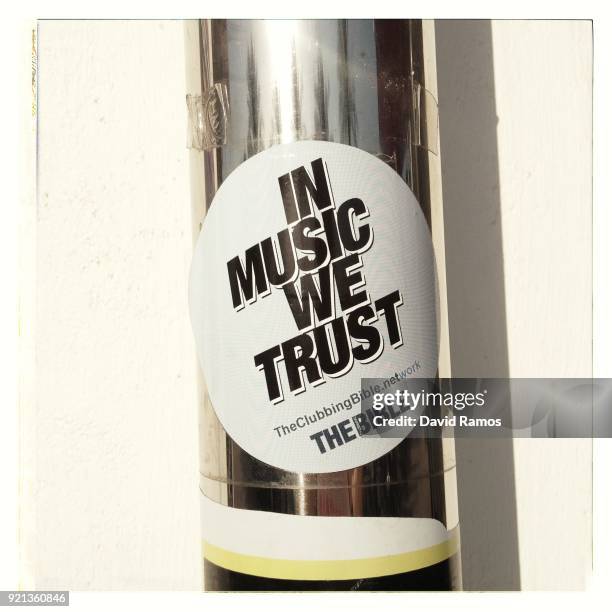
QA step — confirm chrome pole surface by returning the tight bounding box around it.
[187,19,460,590]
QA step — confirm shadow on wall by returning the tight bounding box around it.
[435,20,521,590]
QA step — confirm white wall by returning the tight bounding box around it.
[23,20,592,590]
[436,20,592,590]
[492,21,592,590]
[23,21,201,590]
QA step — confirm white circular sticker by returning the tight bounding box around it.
[189,141,437,473]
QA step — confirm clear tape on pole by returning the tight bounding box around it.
[186,81,439,155]
[412,82,440,156]
[186,82,229,151]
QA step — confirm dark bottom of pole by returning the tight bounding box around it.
[203,556,458,591]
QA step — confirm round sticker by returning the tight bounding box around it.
[189,141,437,473]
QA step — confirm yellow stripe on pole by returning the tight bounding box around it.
[203,529,458,581]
